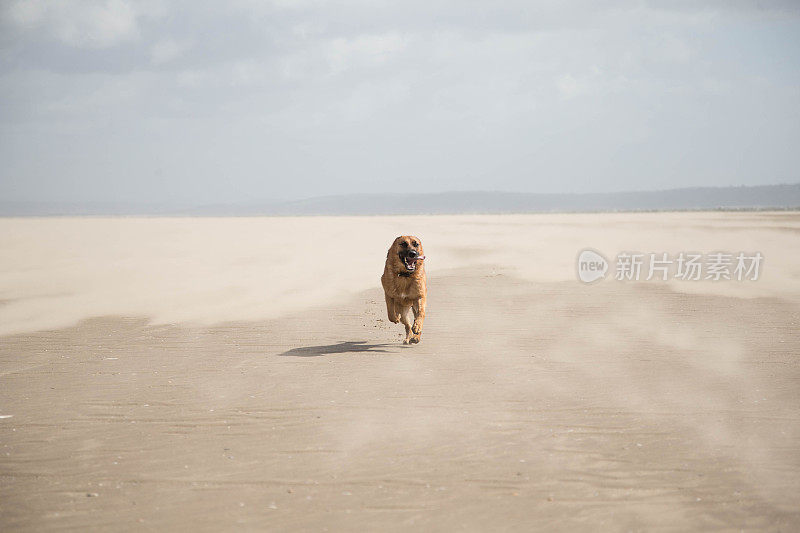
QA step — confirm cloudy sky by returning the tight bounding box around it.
[1,1,799,204]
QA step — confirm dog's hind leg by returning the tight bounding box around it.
[399,304,414,344]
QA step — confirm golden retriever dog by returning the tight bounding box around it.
[381,235,426,344]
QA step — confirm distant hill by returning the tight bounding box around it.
[2,183,799,216]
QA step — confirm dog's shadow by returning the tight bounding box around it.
[278,341,393,357]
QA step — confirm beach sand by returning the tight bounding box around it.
[1,212,799,531]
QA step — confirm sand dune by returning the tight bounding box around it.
[1,212,798,530]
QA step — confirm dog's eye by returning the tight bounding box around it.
[399,241,408,247]
[411,241,418,247]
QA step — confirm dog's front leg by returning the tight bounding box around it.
[385,294,399,323]
[410,296,426,343]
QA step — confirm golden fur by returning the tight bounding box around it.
[381,235,427,344]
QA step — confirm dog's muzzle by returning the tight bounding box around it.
[400,252,425,272]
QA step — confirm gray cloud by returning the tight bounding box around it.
[1,0,799,203]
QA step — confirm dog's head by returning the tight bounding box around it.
[389,235,425,274]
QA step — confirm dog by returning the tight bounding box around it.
[381,235,426,344]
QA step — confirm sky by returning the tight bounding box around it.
[1,0,799,205]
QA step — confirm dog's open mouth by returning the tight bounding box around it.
[400,254,425,272]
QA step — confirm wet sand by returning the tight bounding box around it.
[1,213,799,531]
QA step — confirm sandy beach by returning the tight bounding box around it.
[1,212,799,531]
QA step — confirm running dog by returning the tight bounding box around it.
[381,235,426,344]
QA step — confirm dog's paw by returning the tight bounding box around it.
[402,337,410,345]
[409,333,421,344]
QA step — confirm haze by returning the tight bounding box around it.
[1,1,799,205]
